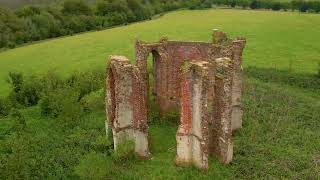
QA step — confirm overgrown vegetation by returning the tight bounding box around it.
[0,62,318,178]
[0,68,140,179]
[1,0,320,49]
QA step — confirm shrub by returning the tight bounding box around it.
[67,69,105,100]
[92,135,113,153]
[39,87,81,118]
[74,152,112,180]
[10,109,27,135]
[111,135,135,163]
[16,76,42,106]
[7,73,42,106]
[80,89,105,112]
[0,97,11,117]
[7,72,23,93]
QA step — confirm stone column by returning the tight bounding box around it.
[231,40,246,131]
[176,61,211,170]
[210,57,234,164]
[106,56,135,150]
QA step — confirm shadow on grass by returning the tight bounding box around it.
[245,67,320,90]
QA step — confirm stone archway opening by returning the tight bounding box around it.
[146,49,180,155]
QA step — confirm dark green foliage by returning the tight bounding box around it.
[250,0,259,9]
[0,97,11,117]
[271,2,282,11]
[7,72,42,106]
[7,72,23,93]
[15,6,40,17]
[0,6,27,48]
[62,0,93,15]
[236,0,250,8]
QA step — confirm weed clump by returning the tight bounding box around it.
[7,72,42,107]
[0,97,12,117]
[111,135,135,163]
[74,152,112,180]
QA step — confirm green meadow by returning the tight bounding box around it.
[0,9,319,95]
[0,9,319,179]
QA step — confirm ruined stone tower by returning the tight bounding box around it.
[106,30,246,170]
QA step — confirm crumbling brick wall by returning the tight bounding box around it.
[106,30,246,170]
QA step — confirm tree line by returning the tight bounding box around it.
[1,0,320,49]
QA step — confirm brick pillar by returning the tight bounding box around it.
[231,40,246,131]
[176,61,211,170]
[211,57,234,164]
[106,56,135,149]
[106,56,149,158]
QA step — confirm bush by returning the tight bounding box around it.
[111,135,135,162]
[7,73,42,106]
[0,97,11,117]
[40,87,84,128]
[67,69,105,99]
[80,89,105,112]
[39,87,81,115]
[10,109,27,135]
[7,72,23,93]
[74,152,112,180]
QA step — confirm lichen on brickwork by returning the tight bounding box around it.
[106,30,246,170]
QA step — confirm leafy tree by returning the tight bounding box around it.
[62,0,93,15]
[15,6,41,17]
[96,0,110,16]
[271,2,282,11]
[0,7,27,48]
[237,0,250,8]
[250,0,259,9]
[299,1,309,12]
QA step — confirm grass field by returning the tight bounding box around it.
[0,9,319,179]
[0,9,319,96]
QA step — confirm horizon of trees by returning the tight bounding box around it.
[0,0,320,49]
